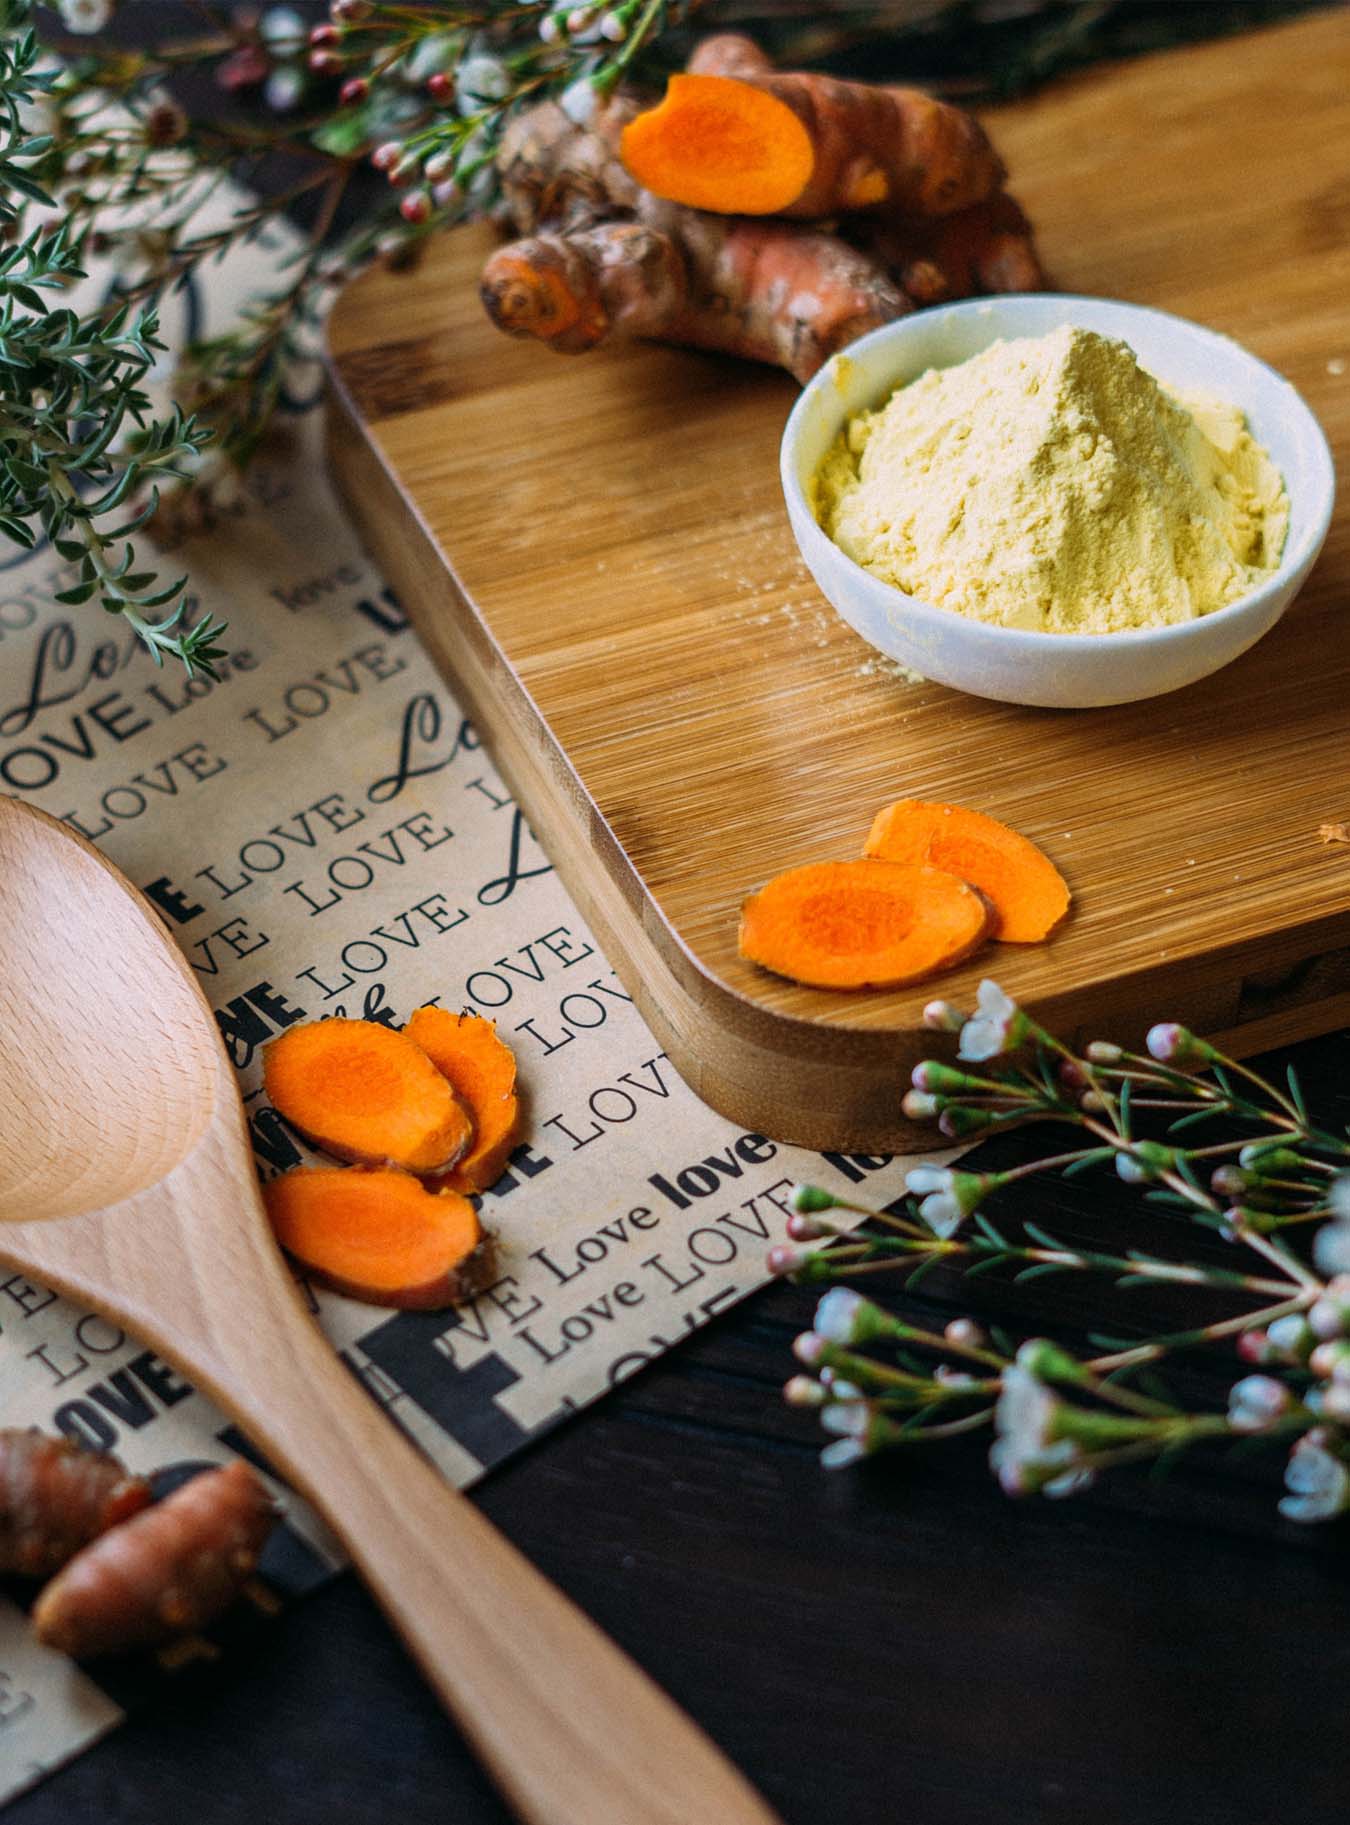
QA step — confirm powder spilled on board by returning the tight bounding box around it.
[812,325,1289,634]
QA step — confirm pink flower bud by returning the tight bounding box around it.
[786,1212,829,1242]
[783,1375,826,1409]
[339,77,368,104]
[371,140,403,171]
[945,1317,987,1350]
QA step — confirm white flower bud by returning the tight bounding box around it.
[559,75,600,125]
[814,1287,864,1343]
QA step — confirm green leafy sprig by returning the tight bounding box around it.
[0,0,224,674]
[773,984,1350,1524]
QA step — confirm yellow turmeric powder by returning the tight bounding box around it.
[814,325,1289,634]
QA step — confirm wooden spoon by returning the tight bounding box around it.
[0,796,781,1825]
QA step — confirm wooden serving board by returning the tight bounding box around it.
[325,10,1350,1151]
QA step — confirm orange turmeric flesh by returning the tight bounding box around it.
[263,1018,473,1174]
[621,74,815,216]
[738,858,990,990]
[263,1168,489,1310]
[404,1007,521,1194]
[863,800,1070,943]
[621,68,1003,221]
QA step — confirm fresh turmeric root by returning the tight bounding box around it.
[621,34,1004,221]
[263,1167,492,1309]
[404,1007,521,1195]
[263,1018,473,1174]
[487,77,1042,381]
[0,1432,151,1579]
[32,1460,276,1659]
[739,857,990,990]
[864,800,1070,943]
[482,209,910,383]
[491,101,911,378]
[859,193,1048,305]
[481,217,689,356]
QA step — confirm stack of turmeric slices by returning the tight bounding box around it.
[738,799,1070,990]
[261,1008,520,1310]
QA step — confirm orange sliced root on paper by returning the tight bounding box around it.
[263,1018,473,1174]
[404,1006,521,1194]
[263,1167,489,1310]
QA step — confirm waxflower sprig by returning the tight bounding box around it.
[770,982,1350,1524]
[31,1,718,487]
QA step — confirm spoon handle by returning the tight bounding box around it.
[1,1116,782,1825]
[243,1299,782,1825]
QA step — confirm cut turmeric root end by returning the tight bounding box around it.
[738,858,990,990]
[404,1006,521,1194]
[263,1168,492,1310]
[263,1018,472,1174]
[620,74,815,216]
[864,800,1070,943]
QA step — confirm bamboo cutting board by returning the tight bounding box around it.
[324,10,1350,1151]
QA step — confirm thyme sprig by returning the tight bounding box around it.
[0,0,222,674]
[774,984,1350,1523]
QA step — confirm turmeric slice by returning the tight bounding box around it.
[33,1460,276,1659]
[263,1018,473,1174]
[738,858,989,990]
[864,800,1070,943]
[0,1431,151,1579]
[620,61,1004,221]
[263,1167,491,1310]
[404,1007,521,1195]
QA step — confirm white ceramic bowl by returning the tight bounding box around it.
[780,295,1335,708]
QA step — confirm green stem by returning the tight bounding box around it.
[1087,1293,1311,1374]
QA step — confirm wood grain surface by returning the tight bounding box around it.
[325,10,1350,1151]
[0,798,781,1825]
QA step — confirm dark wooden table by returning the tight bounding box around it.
[11,1028,1350,1825]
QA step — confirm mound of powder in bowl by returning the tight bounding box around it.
[811,324,1289,634]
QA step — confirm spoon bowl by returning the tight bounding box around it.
[0,818,217,1222]
[0,796,778,1825]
